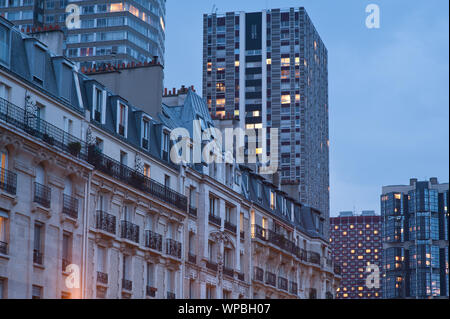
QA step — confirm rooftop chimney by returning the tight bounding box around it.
[430,177,438,185]
[30,27,64,56]
[410,178,418,186]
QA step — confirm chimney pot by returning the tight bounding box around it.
[430,177,438,185]
[410,178,418,186]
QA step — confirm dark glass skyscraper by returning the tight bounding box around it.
[381,178,449,299]
[0,0,166,68]
[202,8,330,228]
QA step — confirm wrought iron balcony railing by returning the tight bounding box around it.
[308,251,321,265]
[120,220,140,244]
[0,241,8,255]
[87,146,187,212]
[96,211,116,235]
[289,281,298,295]
[62,194,78,219]
[224,221,237,233]
[254,267,264,282]
[166,239,182,259]
[278,277,288,291]
[34,182,51,208]
[206,260,218,272]
[97,272,109,285]
[252,224,267,241]
[122,279,133,291]
[146,286,157,297]
[145,230,162,252]
[33,249,43,265]
[188,253,197,264]
[223,267,234,278]
[0,97,88,161]
[167,292,176,299]
[0,168,17,195]
[265,272,276,287]
[209,214,221,227]
[189,206,197,217]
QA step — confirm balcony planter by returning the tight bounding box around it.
[68,142,82,157]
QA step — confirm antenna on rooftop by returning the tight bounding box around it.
[212,4,218,14]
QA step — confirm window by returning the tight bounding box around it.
[122,255,130,281]
[162,132,169,159]
[0,25,10,65]
[63,117,73,135]
[189,280,195,299]
[189,187,196,209]
[147,263,154,287]
[209,196,217,217]
[94,88,103,122]
[256,182,262,201]
[225,205,233,223]
[0,278,4,299]
[122,206,131,222]
[270,191,276,210]
[164,175,170,188]
[167,269,174,294]
[97,247,106,273]
[142,118,150,149]
[206,285,215,299]
[62,233,72,269]
[32,285,42,299]
[208,241,215,262]
[0,210,8,254]
[120,151,128,166]
[224,248,233,268]
[118,103,127,136]
[0,149,8,186]
[144,164,150,178]
[0,82,10,100]
[34,223,43,263]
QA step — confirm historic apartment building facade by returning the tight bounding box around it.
[381,178,449,299]
[0,17,340,299]
[202,8,330,233]
[0,0,166,68]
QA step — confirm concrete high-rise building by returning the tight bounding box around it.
[330,211,383,299]
[202,8,330,233]
[0,0,166,68]
[381,178,449,299]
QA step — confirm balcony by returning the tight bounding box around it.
[87,146,187,212]
[289,282,298,295]
[209,214,221,227]
[223,266,234,278]
[188,253,197,264]
[122,279,133,291]
[224,221,237,233]
[0,241,8,255]
[278,277,288,291]
[254,267,264,282]
[252,224,267,241]
[145,230,162,252]
[34,182,51,208]
[166,239,182,259]
[206,260,218,272]
[167,292,176,299]
[308,252,321,265]
[334,265,342,275]
[265,272,276,287]
[33,249,43,265]
[96,211,116,235]
[0,97,88,161]
[120,221,140,244]
[188,206,197,217]
[62,258,71,272]
[146,286,157,297]
[62,194,78,219]
[97,272,109,285]
[0,168,17,195]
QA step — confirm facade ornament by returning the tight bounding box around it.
[135,153,144,174]
[24,90,37,116]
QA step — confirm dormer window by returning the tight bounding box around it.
[93,87,104,123]
[270,191,276,210]
[142,117,150,150]
[162,131,169,161]
[0,24,10,66]
[32,44,46,86]
[256,182,262,202]
[117,102,128,137]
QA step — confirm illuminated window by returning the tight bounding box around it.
[270,191,276,210]
[358,287,364,291]
[281,58,290,67]
[207,62,212,72]
[255,123,263,129]
[295,57,300,66]
[281,70,289,80]
[160,17,165,32]
[366,249,372,254]
[334,226,339,230]
[281,95,291,104]
[256,148,263,155]
[351,250,356,254]
[295,94,300,102]
[234,110,240,116]
[109,3,123,12]
[216,83,225,92]
[266,58,272,65]
[395,194,401,200]
[358,256,364,260]
[216,111,225,118]
[246,124,255,130]
[253,111,260,117]
[343,232,348,236]
[343,294,348,298]
[216,99,225,107]
[235,61,240,67]
[350,225,355,229]
[366,224,371,229]
[374,230,379,235]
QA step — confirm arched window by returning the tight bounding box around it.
[35,164,45,185]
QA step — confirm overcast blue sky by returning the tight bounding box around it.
[164,0,449,217]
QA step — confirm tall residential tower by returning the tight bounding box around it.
[202,8,330,229]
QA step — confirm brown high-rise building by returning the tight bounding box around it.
[330,211,383,299]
